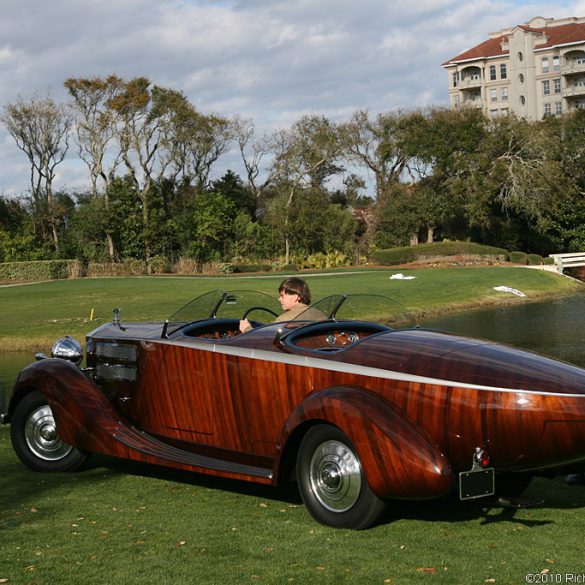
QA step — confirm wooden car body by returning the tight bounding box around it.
[5,290,585,528]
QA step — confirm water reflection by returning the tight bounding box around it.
[423,294,585,367]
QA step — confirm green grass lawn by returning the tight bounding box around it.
[0,267,581,351]
[2,425,585,585]
[1,268,585,584]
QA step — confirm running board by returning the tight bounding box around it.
[113,424,273,480]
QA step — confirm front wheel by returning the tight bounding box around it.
[10,390,88,472]
[296,425,386,529]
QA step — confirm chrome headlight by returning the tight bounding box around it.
[51,336,83,366]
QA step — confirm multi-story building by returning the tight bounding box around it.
[442,16,585,120]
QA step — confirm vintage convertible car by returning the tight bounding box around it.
[4,289,585,529]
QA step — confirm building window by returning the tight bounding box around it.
[518,51,524,62]
[544,103,552,115]
[556,102,562,115]
[519,73,525,83]
[452,71,459,87]
[501,87,508,101]
[453,95,460,107]
[520,95,526,105]
[543,80,550,96]
[500,63,507,79]
[501,108,509,115]
[490,65,496,80]
[553,55,560,71]
[542,57,549,73]
[490,88,497,102]
[554,78,561,94]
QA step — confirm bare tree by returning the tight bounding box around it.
[65,75,124,259]
[232,116,275,199]
[107,78,184,266]
[339,110,412,199]
[2,92,71,251]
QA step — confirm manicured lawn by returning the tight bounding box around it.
[0,267,581,351]
[1,425,585,584]
[1,268,585,583]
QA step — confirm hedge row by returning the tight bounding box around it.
[508,251,554,266]
[0,260,83,282]
[370,241,509,266]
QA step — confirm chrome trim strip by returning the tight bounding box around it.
[183,340,585,398]
[90,333,585,398]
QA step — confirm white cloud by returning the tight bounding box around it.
[0,0,579,196]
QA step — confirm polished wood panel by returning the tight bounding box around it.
[11,318,585,500]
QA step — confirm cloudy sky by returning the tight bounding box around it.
[1,0,584,197]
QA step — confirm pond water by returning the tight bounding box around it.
[2,294,585,411]
[423,294,585,368]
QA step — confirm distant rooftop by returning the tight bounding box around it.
[443,16,585,66]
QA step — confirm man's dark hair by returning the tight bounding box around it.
[278,277,311,305]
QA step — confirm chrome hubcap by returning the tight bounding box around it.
[309,439,362,512]
[25,405,73,461]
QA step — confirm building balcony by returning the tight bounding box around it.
[564,85,585,98]
[562,61,585,76]
[459,77,483,89]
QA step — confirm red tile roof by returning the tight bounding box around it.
[443,21,585,66]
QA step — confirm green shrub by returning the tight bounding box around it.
[149,256,171,274]
[86,260,147,277]
[509,251,528,265]
[281,263,299,272]
[0,260,82,282]
[232,263,272,273]
[527,253,544,266]
[370,241,509,266]
[543,256,555,265]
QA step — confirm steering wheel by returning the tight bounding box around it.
[242,306,279,321]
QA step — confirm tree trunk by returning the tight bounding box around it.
[427,227,435,243]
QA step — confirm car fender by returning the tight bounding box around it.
[10,358,124,453]
[278,386,453,499]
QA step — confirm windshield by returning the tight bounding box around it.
[166,290,282,331]
[298,294,415,328]
[164,290,415,337]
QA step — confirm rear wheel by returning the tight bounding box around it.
[10,391,88,472]
[296,425,386,529]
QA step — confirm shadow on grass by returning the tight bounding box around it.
[4,429,585,531]
[377,475,585,529]
[87,454,585,529]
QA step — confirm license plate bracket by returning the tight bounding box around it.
[459,467,495,500]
